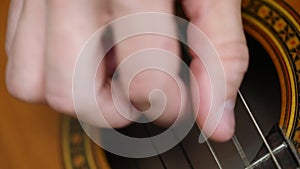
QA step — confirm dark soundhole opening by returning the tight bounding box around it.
[104,34,281,169]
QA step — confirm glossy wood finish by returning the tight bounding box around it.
[0,1,63,169]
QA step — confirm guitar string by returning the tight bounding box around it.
[238,90,282,169]
[143,124,167,169]
[179,142,195,169]
[170,127,195,169]
[231,135,252,168]
[131,92,281,169]
[201,133,223,169]
[204,91,283,169]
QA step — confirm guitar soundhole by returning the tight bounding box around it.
[104,34,282,169]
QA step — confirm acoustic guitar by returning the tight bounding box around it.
[0,0,299,169]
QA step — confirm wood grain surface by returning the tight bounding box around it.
[0,0,299,169]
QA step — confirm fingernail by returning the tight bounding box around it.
[222,100,236,137]
[198,100,236,142]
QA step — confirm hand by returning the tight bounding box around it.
[5,0,248,141]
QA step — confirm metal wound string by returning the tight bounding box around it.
[200,133,223,169]
[238,90,282,169]
[231,135,253,169]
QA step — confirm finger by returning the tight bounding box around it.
[111,0,188,126]
[45,0,131,127]
[6,0,46,102]
[6,0,24,53]
[74,28,132,127]
[183,0,249,141]
[45,0,111,112]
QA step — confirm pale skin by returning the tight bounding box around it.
[5,0,249,142]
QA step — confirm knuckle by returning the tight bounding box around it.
[130,70,171,94]
[127,69,176,109]
[220,43,249,93]
[45,91,75,114]
[221,42,249,74]
[6,76,44,103]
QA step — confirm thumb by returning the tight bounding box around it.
[182,0,249,141]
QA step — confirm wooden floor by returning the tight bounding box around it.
[0,0,299,169]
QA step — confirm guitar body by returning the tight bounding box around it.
[0,0,299,168]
